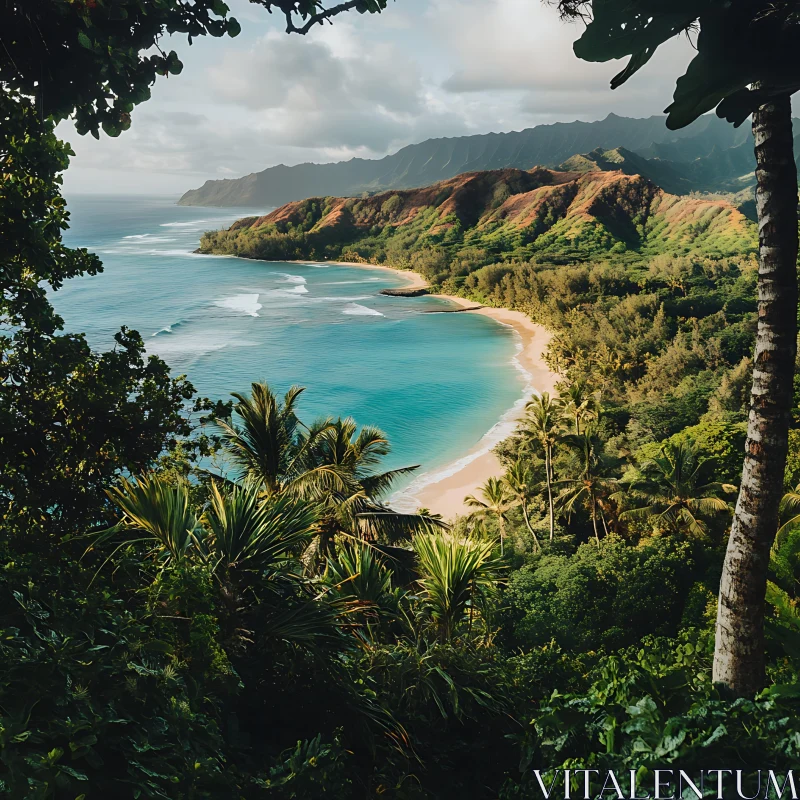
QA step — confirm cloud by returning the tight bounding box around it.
[431,0,697,118]
[205,31,443,150]
[60,114,276,183]
[59,0,704,195]
[159,111,209,127]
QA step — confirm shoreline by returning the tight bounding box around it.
[322,260,559,520]
[405,301,557,520]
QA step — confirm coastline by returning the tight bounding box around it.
[313,260,430,291]
[407,301,557,520]
[324,261,559,520]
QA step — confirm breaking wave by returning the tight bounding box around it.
[213,294,262,317]
[342,303,384,317]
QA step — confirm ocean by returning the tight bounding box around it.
[55,194,528,505]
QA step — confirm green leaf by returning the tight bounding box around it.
[77,31,92,50]
[58,765,88,781]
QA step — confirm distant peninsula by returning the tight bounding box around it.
[197,167,756,277]
[178,113,800,208]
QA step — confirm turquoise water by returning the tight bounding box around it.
[56,195,527,503]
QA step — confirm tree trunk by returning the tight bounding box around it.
[713,93,798,697]
[591,491,600,546]
[521,502,541,552]
[545,447,555,541]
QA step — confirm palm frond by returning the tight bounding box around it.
[766,581,800,630]
[360,465,420,499]
[464,495,489,511]
[282,464,354,498]
[356,508,449,543]
[256,597,343,650]
[687,496,732,516]
[325,542,394,606]
[353,424,392,469]
[103,475,203,563]
[674,507,707,537]
[215,381,305,491]
[781,487,800,517]
[554,483,587,514]
[618,505,658,523]
[413,531,502,642]
[203,481,319,574]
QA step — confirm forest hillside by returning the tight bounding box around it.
[200,167,755,269]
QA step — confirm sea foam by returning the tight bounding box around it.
[214,294,262,317]
[152,319,188,337]
[279,274,307,285]
[342,303,384,317]
[265,285,309,298]
[160,220,209,228]
[320,278,382,285]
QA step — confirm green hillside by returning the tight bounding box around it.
[200,167,756,272]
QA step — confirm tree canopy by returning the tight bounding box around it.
[553,1,800,128]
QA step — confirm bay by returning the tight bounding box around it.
[56,194,527,498]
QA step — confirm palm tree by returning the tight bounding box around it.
[214,382,344,497]
[324,542,403,628]
[214,383,304,494]
[465,476,514,555]
[556,379,600,435]
[98,473,344,653]
[202,480,319,580]
[615,442,737,538]
[523,392,561,542]
[553,0,800,701]
[293,417,443,560]
[555,428,617,546]
[413,531,502,642]
[770,488,800,596]
[778,484,800,538]
[502,460,540,552]
[215,385,443,564]
[100,475,320,582]
[99,474,205,566]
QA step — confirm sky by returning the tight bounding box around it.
[60,0,699,196]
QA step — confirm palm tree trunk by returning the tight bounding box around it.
[600,508,610,538]
[713,93,798,698]
[591,491,600,546]
[521,502,541,552]
[545,447,555,542]
[499,517,505,556]
[319,518,338,563]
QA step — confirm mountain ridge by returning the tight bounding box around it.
[180,114,763,208]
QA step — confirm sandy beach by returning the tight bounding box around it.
[329,261,559,520]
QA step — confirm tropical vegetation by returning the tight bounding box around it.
[5,0,800,796]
